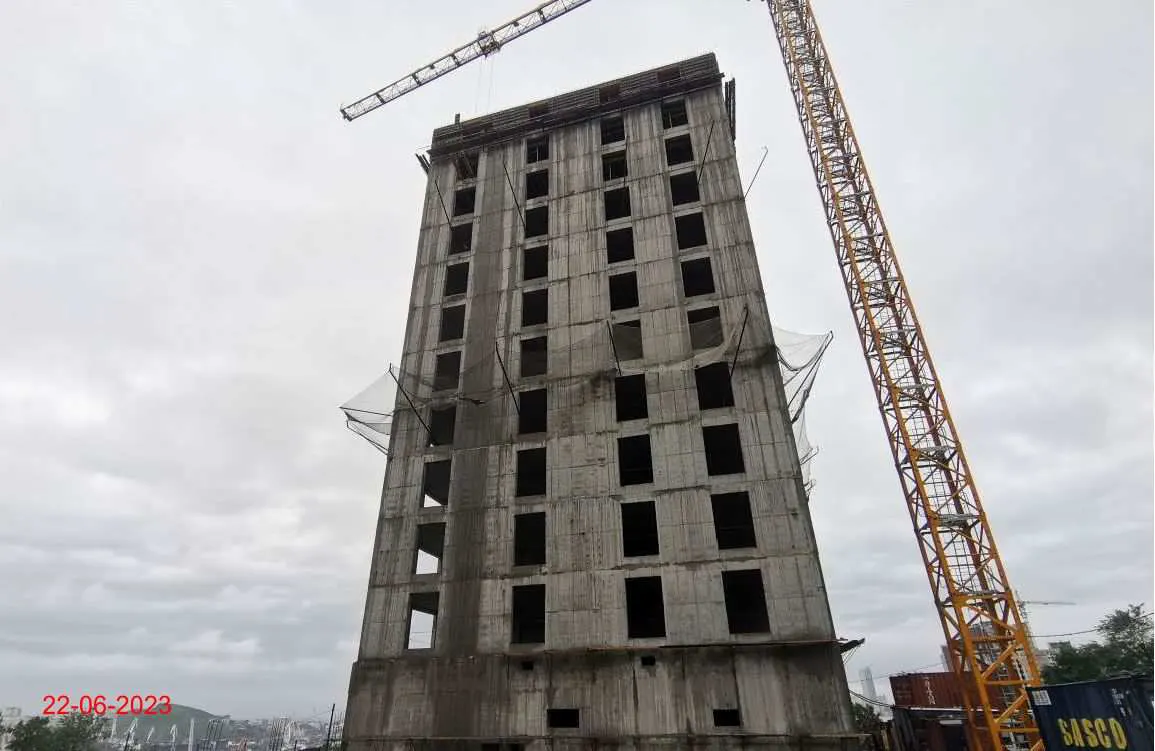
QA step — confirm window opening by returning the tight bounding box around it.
[713,709,742,727]
[524,206,548,238]
[681,257,715,297]
[703,423,745,475]
[661,99,688,128]
[513,512,546,566]
[656,65,682,83]
[520,336,547,378]
[439,304,465,342]
[640,654,657,666]
[614,374,647,421]
[608,271,639,311]
[454,152,479,181]
[433,350,462,391]
[406,591,439,649]
[687,306,722,350]
[526,135,549,163]
[606,227,635,264]
[602,151,627,180]
[414,522,445,574]
[670,171,700,205]
[621,501,659,557]
[522,288,548,327]
[523,245,548,281]
[604,187,631,221]
[712,492,756,549]
[665,134,694,165]
[599,84,621,104]
[694,362,734,410]
[449,223,473,255]
[518,388,547,434]
[516,447,547,496]
[618,434,653,486]
[444,262,469,296]
[525,169,549,200]
[428,404,456,446]
[511,583,546,644]
[722,569,770,633]
[422,459,451,507]
[547,709,579,728]
[611,320,643,361]
[625,576,667,638]
[600,116,625,145]
[453,187,476,216]
[675,211,707,249]
[528,103,550,119]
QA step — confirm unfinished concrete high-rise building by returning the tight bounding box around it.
[344,53,856,751]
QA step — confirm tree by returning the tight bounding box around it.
[851,701,884,733]
[7,714,104,751]
[1043,604,1154,684]
[8,717,54,751]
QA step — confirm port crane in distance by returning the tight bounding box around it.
[339,2,1044,749]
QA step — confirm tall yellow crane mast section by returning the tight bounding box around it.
[339,3,1043,750]
[765,4,1040,750]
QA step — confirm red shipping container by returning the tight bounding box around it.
[890,672,966,709]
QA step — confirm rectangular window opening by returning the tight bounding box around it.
[608,271,639,311]
[513,512,546,566]
[614,374,647,422]
[524,206,549,238]
[520,336,548,378]
[428,404,457,447]
[602,151,628,181]
[722,569,770,634]
[422,459,451,507]
[617,434,653,486]
[675,211,707,249]
[438,304,466,342]
[703,423,745,476]
[528,103,550,119]
[444,262,469,296]
[625,576,666,638]
[453,187,476,217]
[526,135,549,164]
[516,446,547,497]
[621,501,659,558]
[694,362,734,410]
[661,99,688,129]
[604,187,631,221]
[606,227,635,264]
[518,388,547,435]
[665,134,694,166]
[407,591,439,649]
[525,169,549,200]
[521,288,548,328]
[687,306,723,350]
[449,223,473,255]
[681,256,715,297]
[413,522,446,575]
[546,708,579,729]
[712,492,757,550]
[433,350,462,391]
[656,65,682,83]
[599,84,621,104]
[454,152,479,181]
[670,171,701,206]
[511,583,546,644]
[600,116,625,145]
[713,708,742,727]
[523,245,548,281]
[611,319,643,361]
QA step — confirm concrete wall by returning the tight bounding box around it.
[345,55,854,750]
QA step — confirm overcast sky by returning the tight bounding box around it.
[1,0,1151,720]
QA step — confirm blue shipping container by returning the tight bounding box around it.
[1027,677,1153,751]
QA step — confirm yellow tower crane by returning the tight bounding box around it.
[340,3,1044,750]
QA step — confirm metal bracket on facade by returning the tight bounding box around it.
[501,159,527,229]
[494,342,520,414]
[606,320,622,375]
[430,177,453,224]
[728,305,750,377]
[387,366,431,433]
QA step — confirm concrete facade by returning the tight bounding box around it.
[344,54,856,751]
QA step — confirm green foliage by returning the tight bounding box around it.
[1043,604,1154,684]
[851,701,884,733]
[7,714,104,751]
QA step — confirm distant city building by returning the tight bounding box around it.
[860,666,879,702]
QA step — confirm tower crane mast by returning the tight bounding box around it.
[339,3,1043,750]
